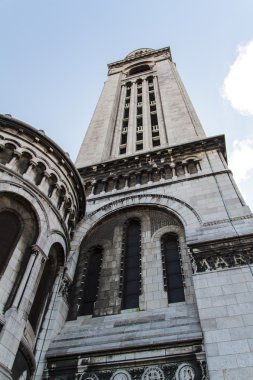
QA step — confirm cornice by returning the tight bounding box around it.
[79,135,227,177]
[108,47,172,70]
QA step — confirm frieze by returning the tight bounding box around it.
[189,235,253,273]
[175,363,196,380]
[77,362,204,380]
[79,136,225,179]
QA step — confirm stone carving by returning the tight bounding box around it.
[141,366,164,380]
[149,209,180,236]
[189,235,253,273]
[59,275,71,301]
[110,370,131,380]
[175,364,195,380]
[80,373,99,380]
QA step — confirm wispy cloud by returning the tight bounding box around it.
[222,40,253,115]
[230,138,253,183]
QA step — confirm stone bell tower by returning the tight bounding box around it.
[46,48,253,380]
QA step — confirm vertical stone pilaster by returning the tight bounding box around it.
[153,76,167,145]
[142,79,150,151]
[111,85,126,158]
[127,82,136,155]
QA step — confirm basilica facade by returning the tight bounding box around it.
[0,47,253,380]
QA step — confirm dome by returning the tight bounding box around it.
[126,48,155,59]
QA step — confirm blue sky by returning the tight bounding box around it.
[1,0,253,209]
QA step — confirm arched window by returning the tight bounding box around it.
[161,233,185,303]
[0,211,22,275]
[121,219,141,309]
[28,243,64,333]
[78,246,103,316]
[129,64,150,76]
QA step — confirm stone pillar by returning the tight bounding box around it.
[5,152,21,170]
[22,159,37,181]
[123,175,129,189]
[112,85,126,158]
[142,79,150,151]
[127,82,136,155]
[153,76,167,145]
[38,171,50,193]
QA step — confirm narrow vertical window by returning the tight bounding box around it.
[136,80,143,151]
[122,220,141,309]
[148,77,161,147]
[161,234,185,303]
[120,83,131,155]
[0,211,21,275]
[78,246,103,316]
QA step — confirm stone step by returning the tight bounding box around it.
[55,317,200,341]
[50,322,201,350]
[47,330,202,357]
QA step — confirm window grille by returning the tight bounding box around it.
[161,234,185,303]
[121,220,141,309]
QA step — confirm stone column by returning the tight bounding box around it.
[142,79,152,151]
[112,85,126,158]
[127,82,136,155]
[153,76,167,145]
[22,159,37,181]
[123,175,129,189]
[5,152,21,170]
[38,171,50,193]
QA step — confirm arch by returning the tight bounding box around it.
[129,64,151,76]
[16,151,32,175]
[0,192,39,311]
[0,142,15,164]
[0,210,22,275]
[85,194,202,228]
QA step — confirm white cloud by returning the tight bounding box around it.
[222,40,253,115]
[229,138,253,183]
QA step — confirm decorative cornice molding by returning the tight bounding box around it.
[79,135,226,177]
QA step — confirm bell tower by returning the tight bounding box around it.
[76,47,205,167]
[46,48,253,380]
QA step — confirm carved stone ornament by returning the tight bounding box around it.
[80,373,99,380]
[189,235,253,274]
[141,366,164,380]
[175,363,195,380]
[110,369,131,380]
[59,275,71,300]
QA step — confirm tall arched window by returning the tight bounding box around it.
[78,246,103,316]
[0,211,22,275]
[161,233,185,303]
[121,219,141,309]
[28,243,64,333]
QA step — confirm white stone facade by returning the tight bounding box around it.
[1,47,253,380]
